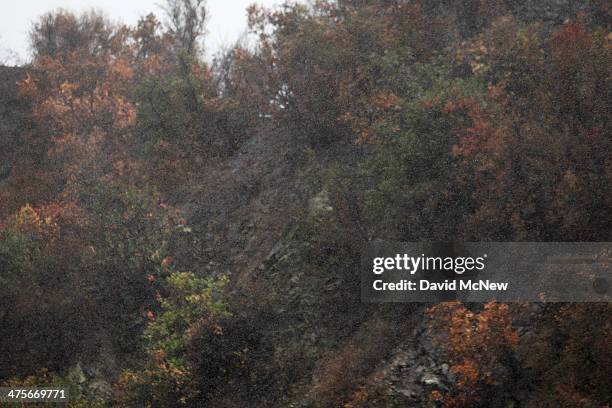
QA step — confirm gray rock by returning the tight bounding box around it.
[421,373,443,387]
[397,386,421,399]
[308,190,333,215]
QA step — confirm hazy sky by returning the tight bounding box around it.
[0,0,282,65]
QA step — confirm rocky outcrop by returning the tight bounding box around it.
[366,303,546,407]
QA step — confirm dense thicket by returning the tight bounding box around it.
[0,1,610,407]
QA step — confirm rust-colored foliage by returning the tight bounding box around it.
[427,302,518,407]
[437,18,612,240]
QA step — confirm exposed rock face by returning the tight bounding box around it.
[366,304,546,407]
[367,313,453,407]
[176,125,312,282]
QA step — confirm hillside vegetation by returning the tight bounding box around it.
[0,1,610,407]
